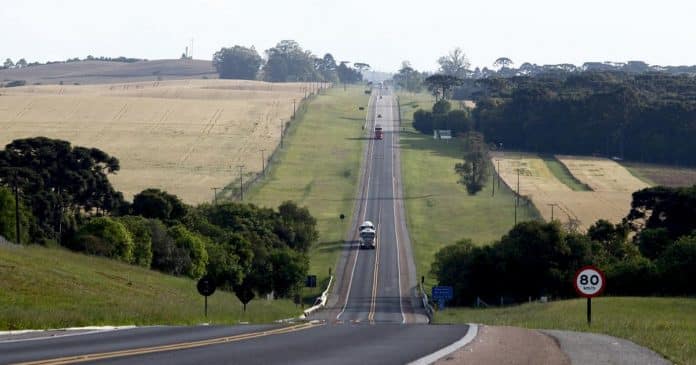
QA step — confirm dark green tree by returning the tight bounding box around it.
[72,217,134,263]
[117,215,153,267]
[131,189,187,222]
[262,40,319,82]
[424,74,463,102]
[212,45,262,80]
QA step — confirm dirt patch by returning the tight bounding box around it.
[435,325,570,365]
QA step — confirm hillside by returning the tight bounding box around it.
[0,243,298,329]
[0,59,217,85]
[0,79,312,203]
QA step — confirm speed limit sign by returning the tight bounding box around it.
[573,265,606,324]
[574,266,606,298]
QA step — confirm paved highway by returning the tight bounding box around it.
[325,87,428,324]
[1,88,470,365]
[1,324,471,364]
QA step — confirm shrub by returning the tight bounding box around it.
[605,256,658,295]
[117,216,153,267]
[73,217,134,263]
[149,219,190,276]
[168,225,208,279]
[657,235,696,295]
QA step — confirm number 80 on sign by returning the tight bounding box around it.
[573,266,606,298]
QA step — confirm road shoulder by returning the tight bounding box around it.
[435,325,570,365]
[543,329,671,365]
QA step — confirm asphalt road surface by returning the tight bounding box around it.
[321,87,428,324]
[1,324,471,365]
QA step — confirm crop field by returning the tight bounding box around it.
[492,153,648,231]
[0,79,313,203]
[621,161,696,187]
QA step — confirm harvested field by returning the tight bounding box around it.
[621,162,696,187]
[0,79,314,203]
[492,153,648,231]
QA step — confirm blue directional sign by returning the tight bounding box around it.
[432,286,454,309]
[432,286,454,300]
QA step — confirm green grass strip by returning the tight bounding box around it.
[542,155,592,191]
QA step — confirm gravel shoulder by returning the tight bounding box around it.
[435,325,570,365]
[543,329,672,365]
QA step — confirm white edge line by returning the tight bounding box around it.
[337,93,376,320]
[407,324,479,365]
[0,326,140,344]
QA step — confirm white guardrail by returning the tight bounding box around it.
[419,283,435,321]
[301,275,333,318]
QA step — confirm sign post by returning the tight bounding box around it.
[197,276,217,318]
[431,286,454,310]
[573,266,606,325]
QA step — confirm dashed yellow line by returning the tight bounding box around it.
[14,322,321,365]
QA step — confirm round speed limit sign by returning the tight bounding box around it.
[574,266,606,298]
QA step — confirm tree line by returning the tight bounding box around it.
[0,137,317,310]
[431,185,696,306]
[2,56,146,70]
[212,40,364,83]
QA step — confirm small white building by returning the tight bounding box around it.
[433,130,453,140]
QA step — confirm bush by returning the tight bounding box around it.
[117,216,153,267]
[149,219,191,276]
[168,225,208,279]
[658,235,696,295]
[131,189,187,221]
[605,256,658,295]
[73,217,134,263]
[637,228,672,260]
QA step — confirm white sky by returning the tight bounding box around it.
[2,0,695,72]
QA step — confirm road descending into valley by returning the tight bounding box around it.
[1,89,473,364]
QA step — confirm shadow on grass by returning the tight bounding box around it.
[345,137,372,141]
[340,116,364,122]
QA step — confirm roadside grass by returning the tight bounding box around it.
[397,93,540,288]
[0,244,299,330]
[621,161,696,187]
[542,155,592,191]
[434,297,696,365]
[247,86,368,300]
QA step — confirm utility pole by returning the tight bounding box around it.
[497,159,501,189]
[514,166,520,225]
[260,149,266,175]
[211,187,221,206]
[548,203,558,221]
[13,170,21,244]
[292,99,296,120]
[237,165,245,201]
[280,120,284,149]
[491,164,496,197]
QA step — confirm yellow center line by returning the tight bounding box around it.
[13,322,321,365]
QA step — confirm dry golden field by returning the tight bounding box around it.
[0,79,313,203]
[492,152,649,231]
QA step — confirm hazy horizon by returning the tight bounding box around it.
[2,0,696,72]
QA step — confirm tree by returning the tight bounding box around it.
[262,40,319,82]
[117,215,153,267]
[0,137,123,242]
[493,57,514,70]
[212,45,262,80]
[657,234,696,295]
[393,61,424,93]
[0,186,31,243]
[455,132,489,194]
[316,53,338,82]
[72,217,134,263]
[3,58,13,69]
[275,201,318,253]
[15,59,27,68]
[438,48,471,79]
[337,61,362,84]
[424,74,463,102]
[168,225,208,278]
[131,189,187,222]
[150,219,192,276]
[353,62,371,76]
[626,186,696,239]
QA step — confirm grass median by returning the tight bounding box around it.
[434,297,696,365]
[0,244,298,329]
[247,86,368,300]
[397,93,539,288]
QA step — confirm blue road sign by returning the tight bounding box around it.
[432,286,454,300]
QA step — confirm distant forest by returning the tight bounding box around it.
[471,72,696,166]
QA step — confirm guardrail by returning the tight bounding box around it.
[419,283,434,322]
[301,275,333,318]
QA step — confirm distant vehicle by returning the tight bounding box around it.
[359,221,375,231]
[374,125,383,140]
[359,221,376,249]
[377,114,382,118]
